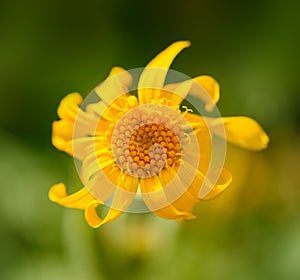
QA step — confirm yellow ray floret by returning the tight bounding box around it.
[49,183,95,210]
[138,41,191,104]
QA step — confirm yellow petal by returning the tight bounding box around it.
[53,92,101,157]
[210,116,270,151]
[52,120,73,156]
[85,200,132,229]
[57,92,82,120]
[181,112,212,173]
[49,183,95,209]
[86,100,107,117]
[161,79,194,108]
[72,136,108,161]
[153,203,196,221]
[95,67,132,105]
[103,172,138,212]
[191,75,220,112]
[85,167,116,203]
[85,200,128,228]
[178,161,232,200]
[52,93,83,155]
[145,41,191,69]
[86,165,138,207]
[84,200,102,228]
[52,116,108,160]
[140,175,195,220]
[159,167,198,214]
[56,92,97,134]
[184,113,269,151]
[162,75,219,111]
[182,111,207,130]
[138,41,191,104]
[199,168,232,200]
[52,118,100,157]
[80,151,115,184]
[85,172,138,228]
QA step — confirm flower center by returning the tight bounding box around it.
[111,104,184,178]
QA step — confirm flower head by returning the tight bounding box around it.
[49,41,269,228]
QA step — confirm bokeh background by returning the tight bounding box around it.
[1,0,300,279]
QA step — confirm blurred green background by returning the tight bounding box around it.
[0,0,300,279]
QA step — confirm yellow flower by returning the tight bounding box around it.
[49,41,269,228]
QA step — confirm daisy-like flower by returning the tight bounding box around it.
[49,41,269,228]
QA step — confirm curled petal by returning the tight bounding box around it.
[85,167,117,203]
[138,41,191,104]
[178,161,232,200]
[152,203,195,221]
[85,173,138,228]
[49,183,95,210]
[159,167,198,214]
[85,197,135,228]
[85,200,126,228]
[85,200,102,228]
[199,168,232,200]
[191,75,220,112]
[140,175,195,220]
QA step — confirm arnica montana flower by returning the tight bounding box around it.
[49,41,269,228]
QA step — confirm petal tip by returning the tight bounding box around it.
[172,40,191,50]
[181,40,191,47]
[57,92,82,120]
[181,212,196,220]
[253,128,270,151]
[48,183,67,202]
[261,133,270,149]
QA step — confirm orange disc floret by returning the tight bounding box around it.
[110,106,184,178]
